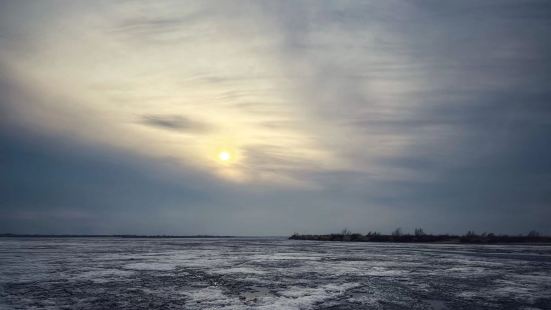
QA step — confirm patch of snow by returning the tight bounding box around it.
[123,262,177,271]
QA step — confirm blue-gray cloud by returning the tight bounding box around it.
[1,0,550,235]
[141,114,212,133]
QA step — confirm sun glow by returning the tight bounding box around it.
[218,151,231,162]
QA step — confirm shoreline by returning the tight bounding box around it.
[289,233,551,245]
[0,234,237,239]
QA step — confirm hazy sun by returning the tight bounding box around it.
[218,151,231,162]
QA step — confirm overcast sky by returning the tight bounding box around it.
[1,0,550,235]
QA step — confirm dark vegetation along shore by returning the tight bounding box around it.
[290,229,551,244]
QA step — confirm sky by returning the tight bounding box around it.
[1,0,550,235]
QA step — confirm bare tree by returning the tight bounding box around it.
[392,228,402,237]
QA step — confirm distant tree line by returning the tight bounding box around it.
[289,228,551,244]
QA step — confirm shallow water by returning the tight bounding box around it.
[0,238,550,309]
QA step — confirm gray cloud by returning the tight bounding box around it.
[1,0,551,235]
[140,114,212,133]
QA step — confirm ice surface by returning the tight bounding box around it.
[0,238,550,309]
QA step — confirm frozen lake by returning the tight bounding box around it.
[1,238,550,309]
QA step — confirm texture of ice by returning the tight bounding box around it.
[123,262,178,271]
[0,237,550,309]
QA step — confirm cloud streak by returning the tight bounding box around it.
[140,114,212,133]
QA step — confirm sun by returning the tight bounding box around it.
[218,151,231,162]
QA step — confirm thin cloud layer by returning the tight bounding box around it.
[1,0,550,235]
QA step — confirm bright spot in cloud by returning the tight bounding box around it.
[218,151,231,162]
